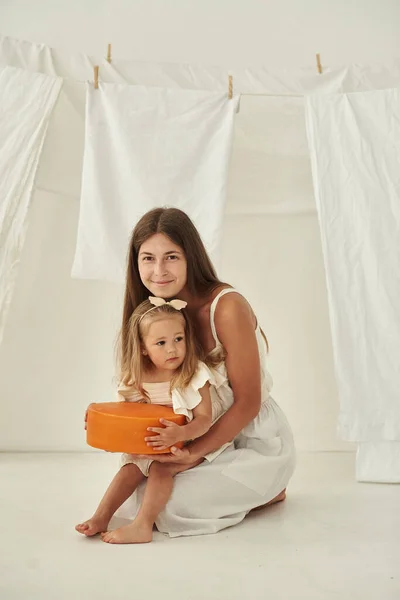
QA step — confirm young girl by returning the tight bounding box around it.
[75,296,232,544]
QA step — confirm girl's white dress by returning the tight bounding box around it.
[119,361,233,476]
[118,288,296,537]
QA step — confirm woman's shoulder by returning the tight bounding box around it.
[207,285,252,313]
[212,287,255,321]
[210,288,258,348]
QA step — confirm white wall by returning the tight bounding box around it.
[1,0,398,452]
[2,0,400,67]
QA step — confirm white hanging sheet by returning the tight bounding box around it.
[0,65,61,344]
[72,84,239,281]
[306,89,400,445]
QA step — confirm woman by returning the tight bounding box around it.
[118,207,296,537]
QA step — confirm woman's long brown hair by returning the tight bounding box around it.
[120,208,223,361]
[118,207,268,377]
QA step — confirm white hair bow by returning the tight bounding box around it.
[149,296,187,311]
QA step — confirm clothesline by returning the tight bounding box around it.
[92,44,323,97]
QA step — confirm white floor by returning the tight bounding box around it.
[1,452,399,600]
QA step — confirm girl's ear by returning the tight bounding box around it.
[141,346,148,356]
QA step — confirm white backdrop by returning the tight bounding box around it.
[1,0,400,453]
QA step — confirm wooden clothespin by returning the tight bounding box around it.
[228,75,233,99]
[316,53,323,74]
[107,43,112,63]
[94,65,99,89]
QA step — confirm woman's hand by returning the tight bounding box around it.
[145,419,183,451]
[137,445,198,465]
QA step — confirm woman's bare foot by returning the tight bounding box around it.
[251,489,287,512]
[101,521,153,544]
[75,515,110,537]
[266,489,286,505]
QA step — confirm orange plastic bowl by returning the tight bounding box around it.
[86,402,186,454]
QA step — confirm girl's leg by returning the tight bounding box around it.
[75,464,145,536]
[102,460,203,544]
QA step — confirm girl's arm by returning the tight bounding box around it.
[178,383,212,441]
[145,383,212,450]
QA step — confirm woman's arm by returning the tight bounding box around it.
[189,293,261,459]
[145,383,212,450]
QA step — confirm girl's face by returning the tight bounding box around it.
[142,314,186,372]
[138,234,187,299]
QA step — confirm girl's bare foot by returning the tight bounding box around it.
[101,521,153,544]
[75,515,110,537]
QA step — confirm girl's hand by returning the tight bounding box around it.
[145,419,183,451]
[137,445,198,465]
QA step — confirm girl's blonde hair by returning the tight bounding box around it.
[117,300,202,401]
